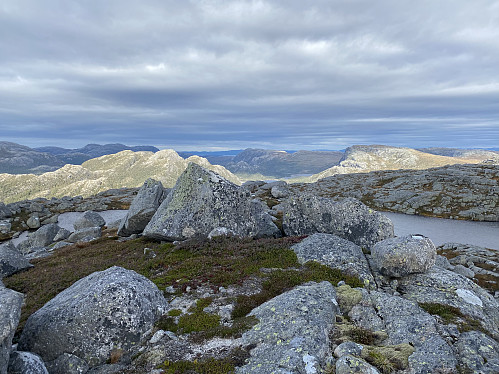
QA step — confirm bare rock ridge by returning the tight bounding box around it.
[0,163,498,373]
[0,149,240,204]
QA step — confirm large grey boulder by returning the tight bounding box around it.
[73,211,105,231]
[237,281,339,374]
[16,223,61,254]
[118,179,165,236]
[17,266,168,369]
[0,286,23,374]
[8,351,48,374]
[0,241,32,278]
[143,163,281,241]
[291,233,375,287]
[282,195,393,249]
[67,227,102,243]
[372,234,436,278]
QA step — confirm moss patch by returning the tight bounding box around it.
[419,302,487,334]
[336,284,363,312]
[362,344,414,374]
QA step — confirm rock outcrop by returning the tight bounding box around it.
[17,266,168,369]
[118,179,165,236]
[0,286,23,374]
[372,234,436,277]
[0,242,32,278]
[237,281,339,373]
[282,195,393,249]
[143,163,280,241]
[8,351,48,374]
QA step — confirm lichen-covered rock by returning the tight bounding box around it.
[0,203,11,220]
[455,331,499,373]
[237,281,339,374]
[0,286,23,374]
[271,183,290,199]
[0,241,32,278]
[17,266,168,369]
[73,210,105,231]
[282,195,393,249]
[8,351,48,374]
[334,341,364,358]
[291,233,375,287]
[53,227,71,242]
[369,291,457,373]
[17,223,61,254]
[335,355,380,374]
[118,178,165,236]
[26,215,41,229]
[44,353,89,374]
[143,163,280,241]
[398,266,499,339]
[372,234,436,277]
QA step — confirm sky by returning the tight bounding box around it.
[0,0,498,151]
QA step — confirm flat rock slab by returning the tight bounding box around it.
[144,163,280,241]
[237,281,339,374]
[17,266,168,369]
[291,233,375,287]
[282,195,393,249]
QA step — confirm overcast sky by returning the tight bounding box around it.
[0,0,498,151]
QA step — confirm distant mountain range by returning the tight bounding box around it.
[0,142,159,174]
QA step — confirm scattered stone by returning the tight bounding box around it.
[291,233,375,287]
[372,234,436,277]
[270,183,290,198]
[8,351,48,374]
[0,241,32,278]
[73,210,105,231]
[17,266,168,369]
[26,215,41,229]
[453,264,475,278]
[144,163,280,241]
[53,227,71,242]
[237,281,339,374]
[0,286,23,374]
[334,341,364,358]
[16,223,61,254]
[207,227,235,239]
[335,355,380,374]
[67,227,102,243]
[282,196,393,249]
[118,179,165,236]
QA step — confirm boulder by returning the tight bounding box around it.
[8,351,48,374]
[0,286,23,374]
[44,353,89,374]
[282,195,393,249]
[334,341,364,358]
[73,211,105,231]
[291,233,375,287]
[270,183,290,199]
[53,228,71,242]
[336,355,380,374]
[143,163,281,241]
[0,203,11,220]
[26,216,41,229]
[237,281,339,374]
[372,234,436,278]
[17,266,168,369]
[0,241,32,278]
[16,223,61,254]
[67,227,102,243]
[118,178,165,236]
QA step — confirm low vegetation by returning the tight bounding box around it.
[419,302,487,333]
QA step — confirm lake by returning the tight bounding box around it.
[382,212,499,250]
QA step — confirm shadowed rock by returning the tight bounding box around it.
[73,211,105,231]
[118,178,165,236]
[8,351,48,374]
[143,163,280,241]
[0,286,23,374]
[17,223,61,255]
[17,266,168,370]
[0,241,32,278]
[282,195,393,249]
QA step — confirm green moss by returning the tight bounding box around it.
[168,309,182,317]
[336,284,363,312]
[160,358,234,374]
[362,344,414,373]
[419,302,487,334]
[154,316,178,333]
[178,312,221,333]
[348,325,377,345]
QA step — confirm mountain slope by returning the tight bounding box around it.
[302,145,476,182]
[417,147,499,161]
[0,150,240,203]
[0,142,64,174]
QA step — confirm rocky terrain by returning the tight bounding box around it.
[0,142,159,174]
[300,145,479,183]
[0,150,239,204]
[1,163,498,374]
[418,147,499,161]
[294,163,499,221]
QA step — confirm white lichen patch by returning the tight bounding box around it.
[456,288,483,307]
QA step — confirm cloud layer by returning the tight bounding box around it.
[1,0,498,150]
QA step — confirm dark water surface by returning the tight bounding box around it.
[382,212,499,250]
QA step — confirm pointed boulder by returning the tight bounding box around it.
[143,163,281,241]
